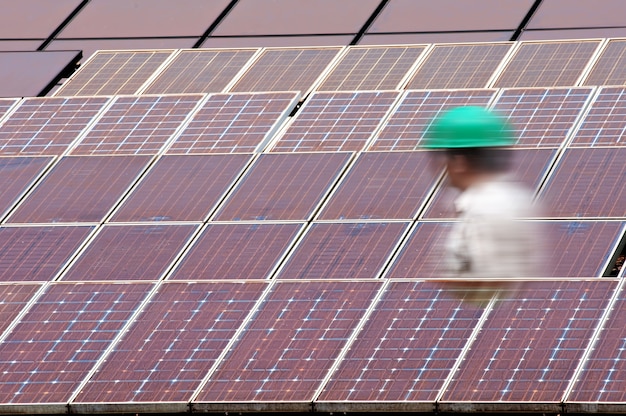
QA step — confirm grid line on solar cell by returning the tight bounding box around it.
[272,91,399,152]
[54,50,175,96]
[440,280,615,403]
[0,284,42,337]
[318,280,484,402]
[142,49,259,94]
[0,282,152,404]
[70,95,204,156]
[0,157,53,221]
[492,40,601,88]
[582,39,626,86]
[229,47,342,93]
[369,89,496,151]
[0,97,111,156]
[73,281,266,403]
[195,280,381,402]
[167,92,299,154]
[570,87,626,147]
[406,43,513,89]
[316,45,426,91]
[0,99,20,123]
[491,87,593,148]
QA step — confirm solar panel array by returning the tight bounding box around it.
[2,38,626,415]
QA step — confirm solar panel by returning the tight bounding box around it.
[315,45,426,91]
[7,156,151,224]
[61,224,197,281]
[0,157,53,220]
[316,151,440,220]
[70,95,204,156]
[194,280,381,403]
[169,223,303,280]
[0,99,17,119]
[369,89,496,152]
[229,47,341,93]
[0,226,94,282]
[142,49,258,94]
[54,50,175,96]
[0,97,110,156]
[439,280,614,407]
[539,147,626,218]
[72,281,266,403]
[166,92,299,154]
[582,39,626,86]
[110,154,251,222]
[570,87,626,147]
[213,153,351,221]
[271,91,399,152]
[275,222,408,279]
[0,281,152,404]
[406,42,513,89]
[0,283,42,335]
[492,40,601,88]
[492,87,593,147]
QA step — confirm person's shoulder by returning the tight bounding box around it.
[469,177,536,217]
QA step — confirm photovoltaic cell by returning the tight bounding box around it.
[0,99,17,119]
[167,92,299,154]
[582,39,626,86]
[214,152,351,221]
[195,280,381,402]
[61,224,197,281]
[406,42,513,89]
[318,280,484,403]
[492,40,601,88]
[0,157,53,219]
[272,91,399,152]
[0,226,94,282]
[229,47,341,93]
[73,281,266,403]
[170,223,302,280]
[0,282,152,404]
[70,95,204,156]
[369,89,495,151]
[54,50,174,96]
[276,222,408,279]
[111,154,251,222]
[492,87,593,147]
[316,45,426,91]
[0,97,110,156]
[570,87,626,147]
[0,284,42,335]
[317,152,439,220]
[7,156,151,224]
[440,280,614,404]
[142,49,258,94]
[539,148,626,217]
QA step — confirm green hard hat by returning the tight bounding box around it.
[424,106,514,148]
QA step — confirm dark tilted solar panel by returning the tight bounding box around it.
[0,157,53,220]
[0,283,42,335]
[582,39,626,86]
[570,87,626,147]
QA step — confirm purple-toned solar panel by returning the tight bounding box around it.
[229,47,341,93]
[0,99,17,119]
[70,95,204,156]
[111,154,251,222]
[0,284,42,335]
[170,223,302,280]
[167,92,299,154]
[439,280,614,405]
[369,89,496,151]
[539,148,626,218]
[7,156,151,224]
[272,91,399,152]
[317,152,439,220]
[0,157,53,219]
[492,87,593,147]
[0,97,110,156]
[276,222,408,279]
[406,42,513,89]
[0,282,151,404]
[582,39,626,87]
[61,224,197,281]
[570,87,626,147]
[316,46,426,91]
[142,49,258,94]
[492,40,601,88]
[318,280,484,403]
[54,50,174,96]
[73,281,266,403]
[195,280,381,403]
[214,152,351,221]
[0,226,94,282]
